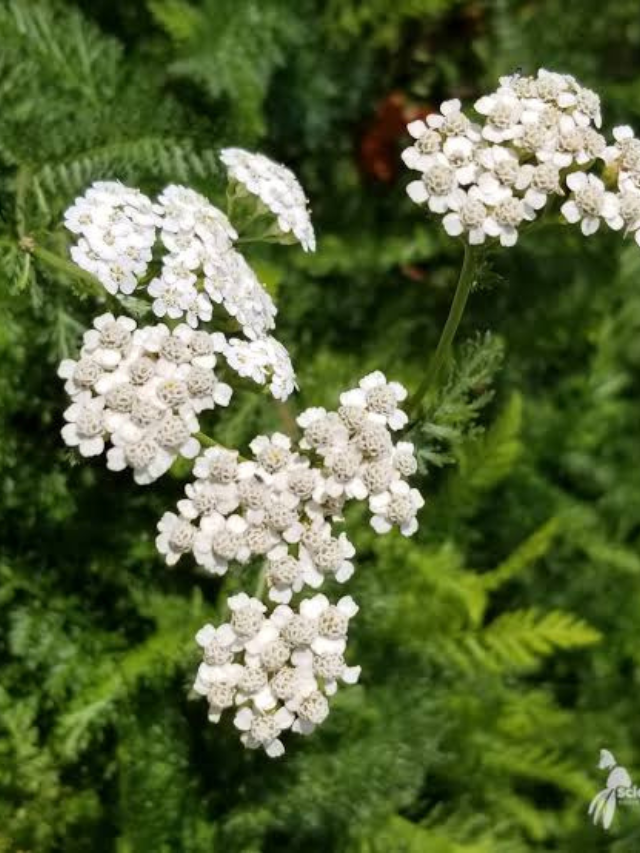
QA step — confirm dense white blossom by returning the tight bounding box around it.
[157,373,422,603]
[58,315,233,484]
[64,180,281,341]
[220,147,316,252]
[203,247,277,340]
[193,593,359,755]
[218,334,297,401]
[65,181,161,295]
[402,69,635,248]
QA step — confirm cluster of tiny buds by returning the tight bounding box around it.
[220,148,316,252]
[193,592,359,757]
[402,68,640,247]
[156,371,424,604]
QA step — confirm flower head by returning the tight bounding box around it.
[220,148,316,252]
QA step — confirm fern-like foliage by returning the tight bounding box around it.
[147,0,306,140]
[1,1,640,851]
[418,332,505,470]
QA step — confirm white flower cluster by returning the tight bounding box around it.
[220,148,316,252]
[65,182,161,295]
[402,68,639,246]
[66,181,276,336]
[220,334,297,402]
[58,314,233,484]
[193,592,360,757]
[64,178,300,401]
[156,371,423,602]
[150,185,280,339]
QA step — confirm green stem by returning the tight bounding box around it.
[253,567,266,602]
[407,242,478,420]
[196,431,220,448]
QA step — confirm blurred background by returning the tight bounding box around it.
[2,0,640,850]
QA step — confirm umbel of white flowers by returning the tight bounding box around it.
[171,372,423,756]
[402,68,640,247]
[193,592,360,757]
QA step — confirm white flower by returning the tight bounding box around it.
[297,408,349,453]
[392,441,419,478]
[316,445,367,502]
[193,447,240,482]
[148,273,213,329]
[483,193,536,247]
[425,99,481,141]
[297,594,359,655]
[220,148,316,252]
[265,545,304,603]
[178,479,240,520]
[561,172,623,235]
[369,479,425,537]
[290,690,331,735]
[159,227,203,270]
[618,190,640,245]
[605,126,640,178]
[149,187,240,331]
[61,395,106,457]
[60,320,231,484]
[108,412,200,485]
[474,93,525,143]
[400,72,625,252]
[442,187,491,244]
[192,589,362,751]
[562,79,602,128]
[58,356,105,398]
[233,706,294,757]
[195,622,237,658]
[227,594,268,645]
[158,184,237,245]
[401,120,443,172]
[156,511,197,566]
[406,153,464,214]
[193,513,249,574]
[293,648,360,697]
[515,162,563,210]
[80,313,136,369]
[476,145,523,189]
[250,433,293,475]
[195,663,244,722]
[339,370,408,431]
[299,531,355,588]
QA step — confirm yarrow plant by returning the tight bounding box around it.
[57,69,633,758]
[401,67,640,411]
[158,372,421,752]
[56,148,423,757]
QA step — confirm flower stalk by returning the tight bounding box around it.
[407,242,478,420]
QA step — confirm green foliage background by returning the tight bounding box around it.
[1,0,640,849]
